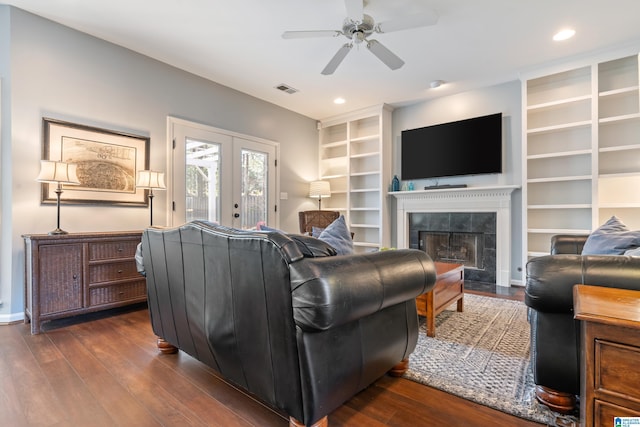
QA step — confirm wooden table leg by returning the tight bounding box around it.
[426,290,436,337]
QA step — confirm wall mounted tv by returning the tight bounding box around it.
[401,112,502,180]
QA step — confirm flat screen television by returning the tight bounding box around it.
[401,113,502,180]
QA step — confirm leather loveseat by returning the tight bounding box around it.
[525,234,640,413]
[137,221,436,427]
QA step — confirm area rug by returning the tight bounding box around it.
[404,293,578,426]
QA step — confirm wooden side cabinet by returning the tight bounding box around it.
[23,231,146,334]
[574,285,640,427]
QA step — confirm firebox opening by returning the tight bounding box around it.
[419,231,484,270]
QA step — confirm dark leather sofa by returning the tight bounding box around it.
[525,234,640,413]
[137,221,436,427]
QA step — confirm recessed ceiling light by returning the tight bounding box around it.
[334,97,346,104]
[553,29,576,41]
[430,80,445,89]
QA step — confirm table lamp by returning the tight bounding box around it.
[36,160,81,235]
[309,180,331,210]
[136,170,166,226]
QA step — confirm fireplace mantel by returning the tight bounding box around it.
[391,185,519,287]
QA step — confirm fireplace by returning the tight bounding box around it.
[411,212,496,284]
[419,231,484,269]
[391,186,518,287]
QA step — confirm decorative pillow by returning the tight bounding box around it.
[311,226,325,238]
[288,234,337,258]
[318,215,354,255]
[258,224,284,233]
[624,247,640,257]
[582,216,640,255]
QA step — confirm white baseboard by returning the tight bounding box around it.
[0,311,25,325]
[510,279,524,287]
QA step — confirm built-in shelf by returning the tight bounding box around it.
[599,113,640,124]
[319,105,392,253]
[351,171,380,177]
[527,149,592,159]
[599,85,639,97]
[527,175,592,183]
[523,53,640,271]
[528,204,592,209]
[527,121,592,135]
[527,94,592,111]
[528,228,592,234]
[351,135,379,143]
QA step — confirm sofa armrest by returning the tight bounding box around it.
[525,253,640,313]
[289,249,436,331]
[550,234,589,255]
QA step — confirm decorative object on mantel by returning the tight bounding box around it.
[36,160,81,235]
[391,175,400,191]
[136,170,166,226]
[309,180,331,210]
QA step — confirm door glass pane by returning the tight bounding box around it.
[241,148,268,229]
[186,138,220,223]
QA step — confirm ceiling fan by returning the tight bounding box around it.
[282,0,438,75]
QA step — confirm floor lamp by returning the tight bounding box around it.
[36,160,81,235]
[136,170,166,226]
[309,180,331,210]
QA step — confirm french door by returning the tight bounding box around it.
[169,118,278,229]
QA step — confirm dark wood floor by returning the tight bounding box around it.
[0,287,540,427]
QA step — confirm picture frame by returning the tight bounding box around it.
[42,118,150,206]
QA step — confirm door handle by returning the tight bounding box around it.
[234,213,240,218]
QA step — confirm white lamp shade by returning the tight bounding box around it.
[309,181,331,199]
[36,160,80,185]
[136,170,166,190]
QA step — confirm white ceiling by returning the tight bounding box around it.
[5,0,640,120]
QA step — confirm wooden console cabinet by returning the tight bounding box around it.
[23,231,146,334]
[574,285,640,426]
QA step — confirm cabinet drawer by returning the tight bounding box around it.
[596,339,640,404]
[89,280,146,306]
[595,400,640,425]
[89,240,139,260]
[89,261,140,283]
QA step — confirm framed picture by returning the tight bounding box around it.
[42,118,150,206]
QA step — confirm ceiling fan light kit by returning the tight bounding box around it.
[282,0,437,75]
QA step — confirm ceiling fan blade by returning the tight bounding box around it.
[376,10,438,33]
[344,0,364,22]
[321,43,353,75]
[282,30,341,39]
[366,39,404,70]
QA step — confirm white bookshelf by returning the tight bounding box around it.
[318,105,392,253]
[522,53,640,265]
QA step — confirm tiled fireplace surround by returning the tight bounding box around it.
[392,186,518,287]
[410,212,497,284]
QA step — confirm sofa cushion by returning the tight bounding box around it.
[318,215,353,255]
[582,216,640,255]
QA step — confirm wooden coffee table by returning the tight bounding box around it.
[416,262,464,337]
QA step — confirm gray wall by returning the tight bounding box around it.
[0,6,320,319]
[391,81,523,283]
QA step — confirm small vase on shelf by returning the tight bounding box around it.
[392,175,400,192]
